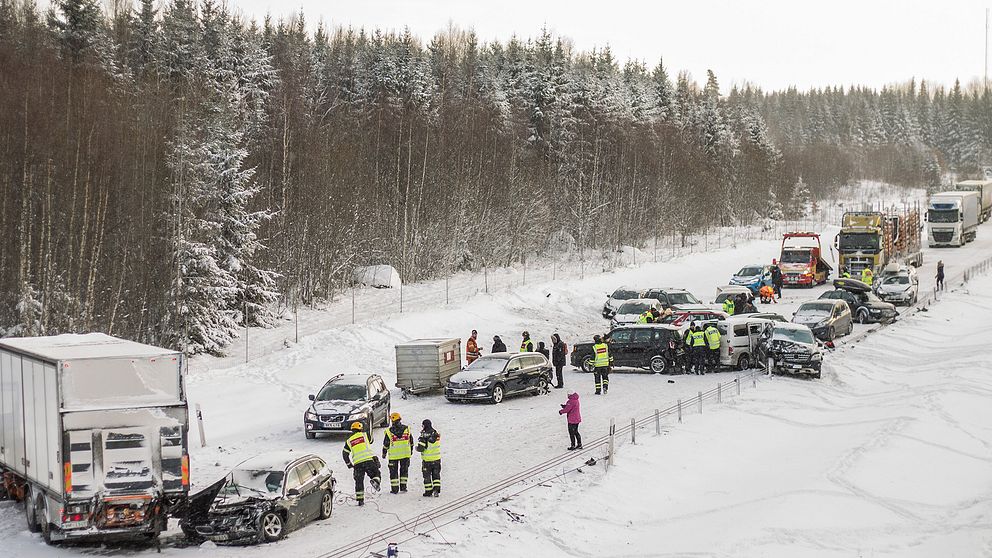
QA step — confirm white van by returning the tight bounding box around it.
[717,316,775,370]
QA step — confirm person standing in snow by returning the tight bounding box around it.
[416,419,442,497]
[466,330,481,364]
[936,260,945,291]
[559,392,582,450]
[342,422,381,506]
[381,412,412,494]
[592,334,611,394]
[770,261,784,299]
[520,331,534,353]
[551,334,567,389]
[537,341,550,362]
[491,335,507,353]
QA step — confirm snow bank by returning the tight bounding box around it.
[352,265,401,289]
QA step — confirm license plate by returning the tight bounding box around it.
[791,364,802,369]
[452,389,468,395]
[323,422,342,428]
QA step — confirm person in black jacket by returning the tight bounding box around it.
[416,419,441,497]
[770,262,783,299]
[551,334,567,389]
[491,335,507,353]
[537,341,550,361]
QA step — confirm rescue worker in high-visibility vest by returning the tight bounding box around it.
[637,310,652,324]
[840,267,851,279]
[689,322,707,375]
[342,422,381,506]
[520,331,534,353]
[648,307,662,323]
[381,412,412,494]
[722,297,735,316]
[704,322,721,373]
[592,334,612,395]
[416,419,442,497]
[861,267,874,286]
[466,329,482,364]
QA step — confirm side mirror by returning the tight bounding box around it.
[287,488,300,497]
[308,394,315,401]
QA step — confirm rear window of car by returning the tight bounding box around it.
[524,355,546,367]
[619,302,651,314]
[666,292,700,305]
[612,289,640,300]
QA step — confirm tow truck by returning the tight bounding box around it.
[779,232,832,287]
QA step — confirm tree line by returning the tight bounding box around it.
[1,0,988,353]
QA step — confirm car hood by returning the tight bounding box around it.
[877,283,911,294]
[770,339,817,354]
[792,314,826,325]
[865,300,897,311]
[450,370,494,383]
[210,493,277,511]
[311,399,365,415]
[730,275,760,285]
[613,314,638,323]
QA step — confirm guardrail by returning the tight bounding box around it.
[317,369,766,558]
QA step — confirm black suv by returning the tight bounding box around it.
[304,374,391,438]
[641,288,701,309]
[819,278,898,324]
[571,324,683,374]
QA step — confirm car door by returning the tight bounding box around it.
[282,465,308,529]
[627,328,654,366]
[504,357,526,393]
[607,329,633,366]
[372,377,389,416]
[292,461,322,523]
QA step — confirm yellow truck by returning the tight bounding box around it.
[834,209,923,277]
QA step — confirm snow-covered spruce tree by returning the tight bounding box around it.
[788,175,812,218]
[13,281,43,337]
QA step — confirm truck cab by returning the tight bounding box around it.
[779,232,832,287]
[928,191,980,247]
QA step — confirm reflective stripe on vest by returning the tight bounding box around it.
[347,432,374,464]
[723,299,735,315]
[704,326,720,349]
[593,343,610,367]
[422,437,441,462]
[637,312,650,323]
[388,428,412,460]
[520,340,533,353]
[691,330,706,347]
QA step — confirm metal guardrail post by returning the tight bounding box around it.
[677,399,682,423]
[698,391,703,414]
[752,373,757,388]
[608,418,615,468]
[654,409,660,435]
[736,375,741,395]
[717,383,722,403]
[631,418,636,444]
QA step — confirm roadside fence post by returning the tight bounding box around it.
[717,383,722,403]
[677,399,682,423]
[736,375,741,395]
[195,403,207,447]
[654,409,660,435]
[698,391,703,414]
[484,267,489,293]
[445,277,449,305]
[752,373,757,388]
[631,418,636,444]
[608,418,616,469]
[352,287,356,324]
[400,282,404,313]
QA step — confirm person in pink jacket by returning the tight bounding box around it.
[559,392,582,450]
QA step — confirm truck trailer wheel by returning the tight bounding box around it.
[24,491,40,533]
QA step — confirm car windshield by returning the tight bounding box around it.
[772,328,815,344]
[666,292,700,305]
[927,209,958,223]
[618,302,651,314]
[780,249,809,264]
[219,468,285,499]
[317,383,367,401]
[837,232,881,251]
[883,275,910,285]
[736,267,762,276]
[796,303,833,317]
[611,289,640,300]
[466,357,507,373]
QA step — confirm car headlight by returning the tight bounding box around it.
[473,378,490,387]
[815,320,829,328]
[348,411,368,421]
[811,353,822,362]
[305,410,317,420]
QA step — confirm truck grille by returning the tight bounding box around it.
[932,231,953,243]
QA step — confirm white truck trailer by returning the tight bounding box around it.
[0,334,189,543]
[927,191,980,247]
[955,179,992,222]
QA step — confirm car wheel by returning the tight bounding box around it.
[259,511,285,543]
[319,491,333,520]
[649,356,667,374]
[581,357,595,373]
[857,309,870,324]
[533,377,550,396]
[490,384,505,405]
[736,354,751,371]
[305,431,316,440]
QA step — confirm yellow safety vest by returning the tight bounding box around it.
[593,343,610,367]
[387,427,412,460]
[861,269,873,285]
[421,434,441,462]
[637,312,651,323]
[723,299,735,315]
[520,339,533,353]
[691,330,706,347]
[704,326,720,350]
[346,432,374,465]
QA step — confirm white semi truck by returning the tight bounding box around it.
[927,191,980,247]
[955,179,992,223]
[0,334,189,543]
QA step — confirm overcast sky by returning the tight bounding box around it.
[130,0,992,91]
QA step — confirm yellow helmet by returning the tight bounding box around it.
[389,412,402,422]
[350,421,363,431]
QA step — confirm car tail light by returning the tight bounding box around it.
[728,347,734,354]
[181,454,190,487]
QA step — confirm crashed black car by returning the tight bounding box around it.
[819,277,898,324]
[181,451,335,544]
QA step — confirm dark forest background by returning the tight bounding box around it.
[1,0,989,353]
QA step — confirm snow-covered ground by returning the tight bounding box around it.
[4,184,992,557]
[403,274,992,558]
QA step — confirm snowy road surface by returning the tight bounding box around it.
[403,274,992,558]
[3,193,992,557]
